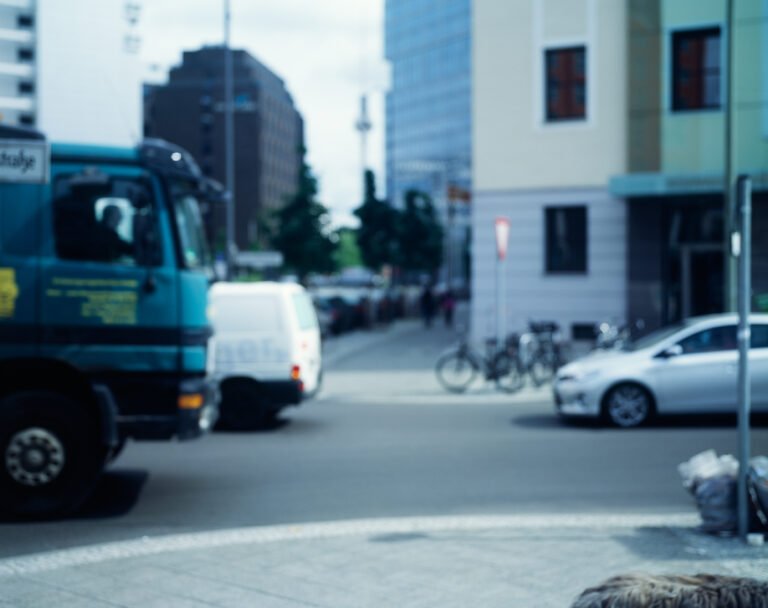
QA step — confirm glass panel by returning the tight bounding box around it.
[53,176,158,266]
[292,293,318,331]
[678,325,737,354]
[752,325,768,349]
[169,181,211,270]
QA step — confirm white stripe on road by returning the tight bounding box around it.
[0,512,699,577]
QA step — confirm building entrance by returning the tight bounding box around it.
[680,245,724,319]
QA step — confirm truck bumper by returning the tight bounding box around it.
[177,376,220,440]
[115,375,219,441]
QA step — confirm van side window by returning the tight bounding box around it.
[53,175,160,266]
[292,294,318,331]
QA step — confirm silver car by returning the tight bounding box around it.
[553,314,768,427]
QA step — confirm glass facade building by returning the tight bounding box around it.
[384,0,472,210]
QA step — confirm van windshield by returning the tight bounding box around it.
[211,294,284,332]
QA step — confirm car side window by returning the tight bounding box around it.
[677,325,737,355]
[752,325,768,349]
[53,174,160,266]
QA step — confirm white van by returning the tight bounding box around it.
[208,282,322,428]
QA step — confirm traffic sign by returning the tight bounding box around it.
[495,217,510,261]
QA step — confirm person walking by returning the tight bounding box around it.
[441,288,455,327]
[420,284,436,328]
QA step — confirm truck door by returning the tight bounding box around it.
[38,167,180,408]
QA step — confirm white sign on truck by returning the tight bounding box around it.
[0,139,49,184]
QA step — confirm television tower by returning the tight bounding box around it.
[355,94,372,197]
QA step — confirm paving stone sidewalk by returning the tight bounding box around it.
[1,515,766,608]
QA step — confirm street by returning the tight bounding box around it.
[1,319,766,559]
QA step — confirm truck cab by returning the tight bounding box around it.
[0,126,218,517]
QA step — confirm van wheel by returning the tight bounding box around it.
[0,391,106,518]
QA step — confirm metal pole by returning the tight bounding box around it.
[736,174,752,540]
[724,0,736,311]
[224,0,236,280]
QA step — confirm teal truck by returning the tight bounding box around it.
[0,126,218,518]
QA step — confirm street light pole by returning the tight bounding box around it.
[224,0,236,280]
[724,0,736,311]
[736,175,752,541]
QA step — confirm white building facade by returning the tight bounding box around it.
[0,0,141,146]
[471,0,628,342]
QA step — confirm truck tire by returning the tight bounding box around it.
[0,391,106,519]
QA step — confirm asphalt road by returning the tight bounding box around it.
[1,319,766,558]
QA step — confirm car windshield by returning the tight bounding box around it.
[623,322,688,352]
[168,180,211,272]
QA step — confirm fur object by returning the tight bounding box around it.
[571,573,768,608]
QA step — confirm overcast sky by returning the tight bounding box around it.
[141,1,389,227]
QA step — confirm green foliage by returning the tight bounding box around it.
[354,170,399,272]
[271,155,337,282]
[396,189,443,275]
[334,227,363,269]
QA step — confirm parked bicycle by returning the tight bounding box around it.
[508,321,565,387]
[435,335,524,394]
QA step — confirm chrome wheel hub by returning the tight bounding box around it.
[609,387,648,427]
[5,428,66,487]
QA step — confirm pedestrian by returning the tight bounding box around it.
[441,288,455,327]
[419,284,435,328]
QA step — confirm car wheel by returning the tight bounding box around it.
[603,383,653,428]
[0,391,106,518]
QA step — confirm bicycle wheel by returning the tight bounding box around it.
[529,352,556,387]
[435,351,477,393]
[492,353,524,393]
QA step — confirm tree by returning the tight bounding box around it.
[396,189,443,277]
[353,170,399,272]
[271,154,337,283]
[334,227,363,269]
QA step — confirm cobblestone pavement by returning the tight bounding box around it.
[1,514,766,607]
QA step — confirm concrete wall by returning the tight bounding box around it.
[472,0,628,342]
[470,187,626,341]
[660,0,768,175]
[474,0,628,191]
[37,0,142,146]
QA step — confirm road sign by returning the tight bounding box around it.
[0,139,49,184]
[235,250,284,269]
[495,217,510,261]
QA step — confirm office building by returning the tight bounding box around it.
[0,0,142,146]
[144,46,304,251]
[384,0,472,287]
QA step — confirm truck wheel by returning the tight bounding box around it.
[0,391,106,519]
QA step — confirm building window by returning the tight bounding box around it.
[672,27,721,111]
[18,81,34,95]
[17,15,34,28]
[19,114,35,126]
[17,48,34,62]
[545,46,586,122]
[545,206,587,273]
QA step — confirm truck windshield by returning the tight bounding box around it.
[169,180,211,271]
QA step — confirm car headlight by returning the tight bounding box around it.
[558,369,601,383]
